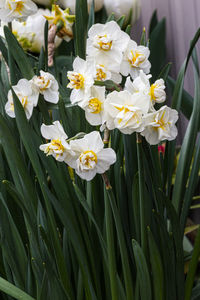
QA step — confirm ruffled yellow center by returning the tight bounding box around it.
[97,35,112,51]
[128,50,145,67]
[46,139,64,157]
[150,84,157,101]
[114,105,140,125]
[8,1,24,14]
[88,98,102,114]
[79,150,97,169]
[67,73,85,89]
[21,96,28,108]
[96,65,107,81]
[154,111,169,131]
[38,76,50,91]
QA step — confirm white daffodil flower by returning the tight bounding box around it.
[104,90,149,134]
[149,79,166,104]
[67,56,96,104]
[104,0,141,25]
[11,9,62,53]
[125,71,151,94]
[120,40,151,79]
[5,79,38,120]
[31,71,59,104]
[65,131,116,181]
[125,71,166,110]
[58,0,104,13]
[45,5,75,42]
[141,105,178,145]
[95,63,122,84]
[0,0,38,22]
[79,86,106,126]
[87,21,130,67]
[39,121,72,162]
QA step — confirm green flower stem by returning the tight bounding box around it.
[102,173,134,300]
[104,187,119,300]
[136,134,147,255]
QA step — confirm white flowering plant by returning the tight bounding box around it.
[0,1,200,300]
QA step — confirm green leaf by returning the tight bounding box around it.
[106,187,134,300]
[132,239,152,300]
[117,16,126,28]
[0,36,8,63]
[147,227,164,300]
[172,55,200,215]
[149,10,158,35]
[180,137,200,234]
[106,13,115,22]
[75,0,89,59]
[88,0,95,30]
[185,227,200,300]
[149,18,166,81]
[4,26,34,79]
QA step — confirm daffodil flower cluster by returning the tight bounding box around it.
[0,0,38,22]
[5,71,59,119]
[66,21,179,146]
[39,122,116,181]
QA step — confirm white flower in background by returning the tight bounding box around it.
[104,0,141,25]
[104,90,149,134]
[79,86,106,126]
[141,105,178,145]
[95,63,122,84]
[87,21,130,67]
[32,0,51,5]
[11,9,62,53]
[5,79,38,120]
[45,5,75,42]
[121,40,151,79]
[0,0,38,22]
[58,0,104,13]
[67,56,96,104]
[66,131,116,181]
[31,71,59,104]
[39,121,72,162]
[149,79,166,104]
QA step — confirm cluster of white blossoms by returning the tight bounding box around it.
[66,21,179,146]
[0,0,38,22]
[39,123,116,181]
[5,71,59,119]
[0,5,75,54]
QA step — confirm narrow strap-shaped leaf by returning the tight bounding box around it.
[132,239,152,300]
[88,0,95,30]
[180,136,200,234]
[172,54,200,215]
[4,26,34,79]
[75,0,88,59]
[147,227,164,300]
[0,277,35,300]
[104,188,119,300]
[185,227,200,300]
[106,187,134,300]
[0,36,8,63]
